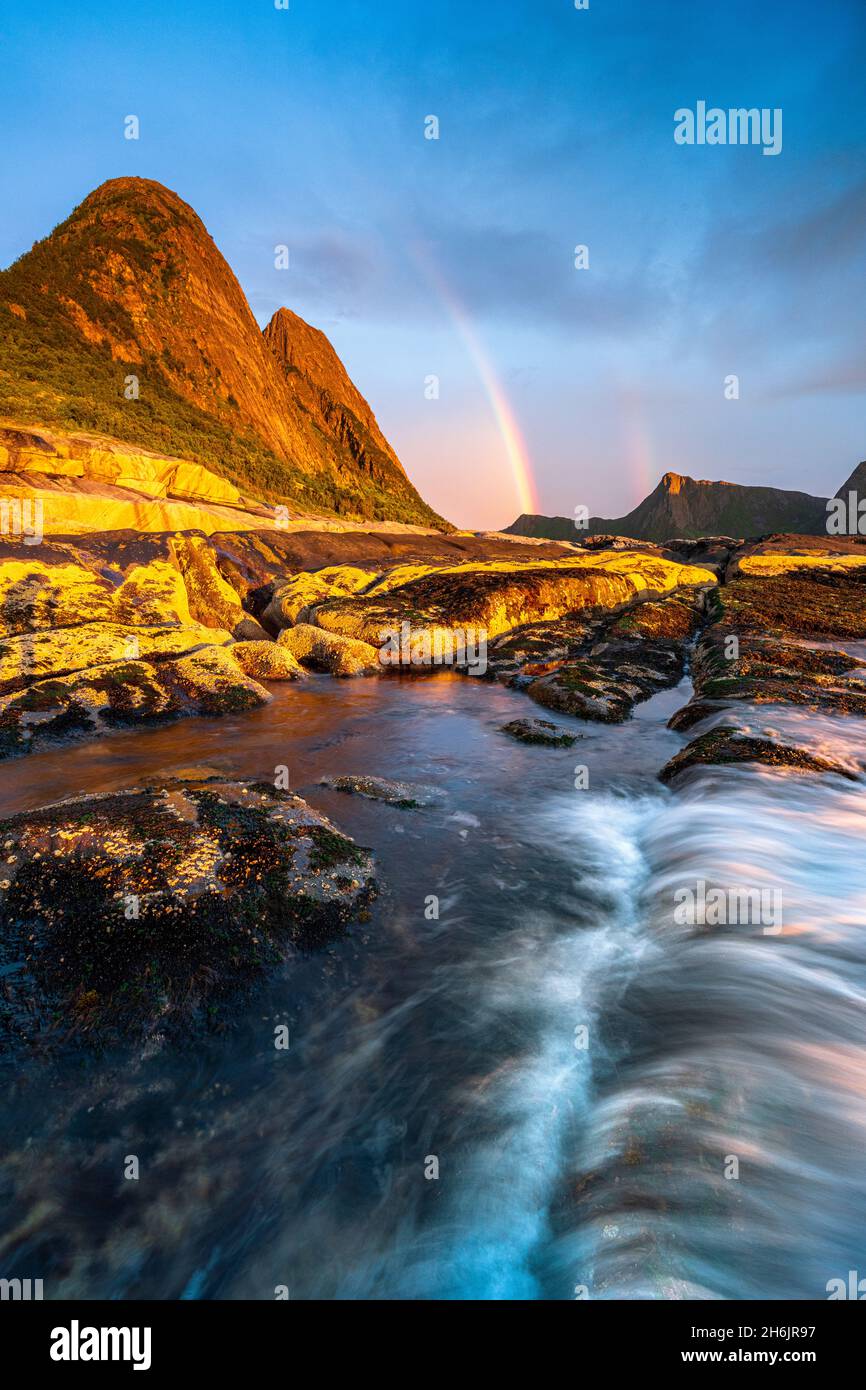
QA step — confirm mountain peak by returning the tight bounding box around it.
[0,179,445,527]
[836,461,866,498]
[62,177,209,246]
[80,175,194,208]
[264,306,340,376]
[263,307,404,482]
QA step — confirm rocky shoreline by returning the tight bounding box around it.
[1,524,864,1050]
[661,541,866,783]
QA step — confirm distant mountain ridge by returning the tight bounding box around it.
[506,470,847,542]
[0,177,446,527]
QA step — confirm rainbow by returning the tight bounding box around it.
[617,385,657,506]
[410,243,540,518]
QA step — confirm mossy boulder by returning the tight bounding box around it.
[0,645,270,759]
[499,717,579,747]
[0,778,376,1049]
[528,664,637,722]
[277,623,380,677]
[609,597,700,642]
[229,640,306,681]
[263,566,379,629]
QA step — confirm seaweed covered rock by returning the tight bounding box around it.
[485,615,599,683]
[499,718,579,747]
[526,598,701,723]
[693,635,866,718]
[713,567,866,642]
[528,660,655,722]
[608,598,700,642]
[664,562,866,783]
[660,729,860,784]
[0,779,376,1049]
[320,775,443,808]
[673,567,866,726]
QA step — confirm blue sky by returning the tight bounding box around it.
[0,0,864,528]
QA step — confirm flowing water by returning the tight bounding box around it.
[1,671,865,1300]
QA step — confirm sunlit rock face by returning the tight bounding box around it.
[229,640,306,681]
[169,534,268,639]
[277,623,380,677]
[263,306,426,518]
[263,566,379,629]
[0,531,260,641]
[0,536,704,756]
[0,779,376,1049]
[0,538,718,754]
[735,553,866,578]
[724,531,866,577]
[0,534,281,758]
[0,621,233,696]
[258,552,716,718]
[0,423,264,536]
[0,530,760,758]
[0,535,206,636]
[0,424,242,503]
[306,553,717,647]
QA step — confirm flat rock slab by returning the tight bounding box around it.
[0,779,376,1050]
[320,775,443,808]
[499,718,580,747]
[715,570,866,642]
